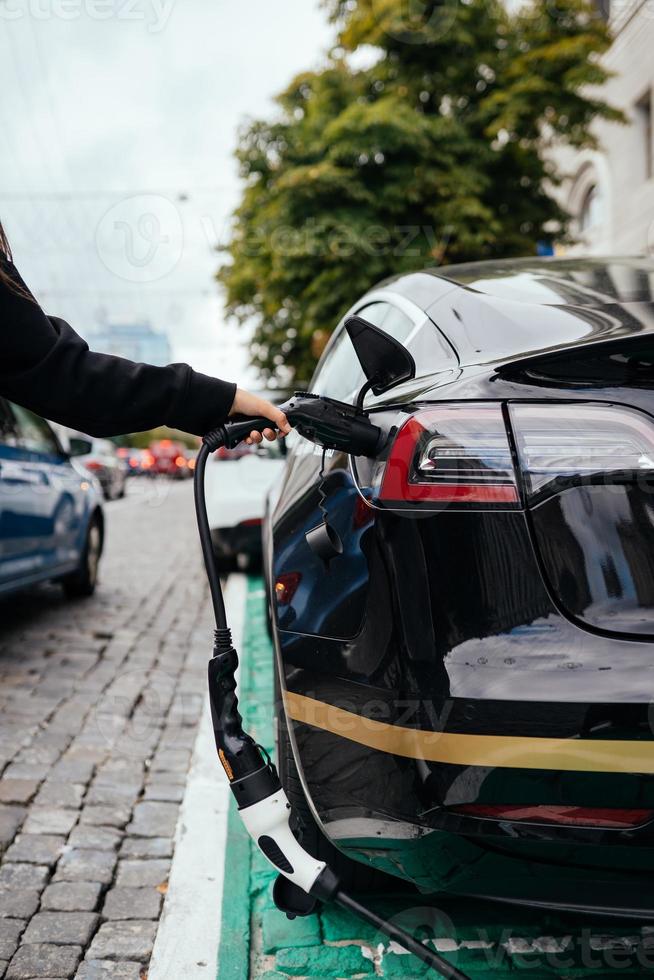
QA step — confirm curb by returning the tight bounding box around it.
[148,574,248,980]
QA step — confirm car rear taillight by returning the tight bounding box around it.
[509,403,654,502]
[275,572,301,606]
[240,518,262,527]
[452,804,654,830]
[375,404,520,511]
[85,461,102,471]
[352,494,374,529]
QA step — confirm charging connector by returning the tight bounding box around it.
[194,408,470,980]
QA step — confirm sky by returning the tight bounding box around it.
[0,0,331,387]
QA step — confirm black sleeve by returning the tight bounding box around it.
[0,259,236,438]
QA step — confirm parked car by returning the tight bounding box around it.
[0,400,104,599]
[206,440,286,570]
[68,434,127,501]
[117,446,155,477]
[149,439,192,479]
[264,256,654,914]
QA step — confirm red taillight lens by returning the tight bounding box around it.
[240,517,262,527]
[85,461,102,471]
[452,804,654,829]
[275,572,301,606]
[353,494,374,529]
[376,405,519,510]
[510,403,654,502]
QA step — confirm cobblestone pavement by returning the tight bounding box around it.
[0,479,212,980]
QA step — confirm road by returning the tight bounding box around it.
[0,479,211,980]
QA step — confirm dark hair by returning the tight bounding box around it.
[0,220,33,300]
[0,220,12,261]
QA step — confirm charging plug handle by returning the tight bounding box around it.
[204,392,383,458]
[195,409,471,980]
[280,392,384,457]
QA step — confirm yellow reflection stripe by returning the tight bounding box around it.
[284,691,654,775]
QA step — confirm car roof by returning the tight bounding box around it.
[377,256,654,368]
[426,255,654,307]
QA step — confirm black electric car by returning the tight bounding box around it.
[264,256,654,915]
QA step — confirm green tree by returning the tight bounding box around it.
[219,0,622,383]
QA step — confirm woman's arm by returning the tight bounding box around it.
[0,259,285,439]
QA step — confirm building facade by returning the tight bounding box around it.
[553,0,654,255]
[90,322,172,367]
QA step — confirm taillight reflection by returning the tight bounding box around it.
[452,803,654,829]
[352,494,374,529]
[275,572,301,606]
[510,402,654,502]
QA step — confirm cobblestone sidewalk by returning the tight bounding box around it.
[0,480,213,979]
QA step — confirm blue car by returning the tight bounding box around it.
[0,399,104,599]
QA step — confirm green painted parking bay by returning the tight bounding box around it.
[217,578,654,979]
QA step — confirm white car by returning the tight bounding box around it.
[204,440,286,570]
[52,425,128,501]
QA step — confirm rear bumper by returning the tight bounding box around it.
[280,684,654,911]
[327,817,654,916]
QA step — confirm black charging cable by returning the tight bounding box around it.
[194,415,471,980]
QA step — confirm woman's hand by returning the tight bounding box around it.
[229,388,291,444]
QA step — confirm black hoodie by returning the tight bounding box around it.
[0,258,236,437]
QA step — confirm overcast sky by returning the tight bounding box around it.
[0,0,331,387]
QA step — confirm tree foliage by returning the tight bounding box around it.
[218,0,622,383]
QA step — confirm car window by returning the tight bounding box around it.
[69,436,93,456]
[311,303,389,399]
[376,304,414,344]
[354,301,390,328]
[10,403,61,456]
[354,301,414,343]
[311,330,366,402]
[311,300,418,402]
